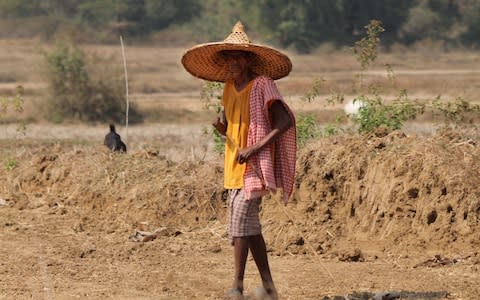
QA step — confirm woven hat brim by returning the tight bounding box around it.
[181,42,292,82]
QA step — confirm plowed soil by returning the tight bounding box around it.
[1,126,479,299]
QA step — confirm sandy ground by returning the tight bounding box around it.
[1,204,479,300]
[1,124,480,300]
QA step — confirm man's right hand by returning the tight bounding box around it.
[212,117,227,136]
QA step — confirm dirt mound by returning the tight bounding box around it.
[285,127,480,259]
[1,128,479,260]
[3,144,226,235]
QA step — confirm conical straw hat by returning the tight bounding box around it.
[181,21,292,82]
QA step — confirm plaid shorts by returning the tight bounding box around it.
[227,189,262,244]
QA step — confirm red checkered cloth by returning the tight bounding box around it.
[244,76,297,204]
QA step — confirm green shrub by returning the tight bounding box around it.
[300,19,425,137]
[296,114,321,147]
[200,81,224,113]
[300,18,477,138]
[200,81,225,154]
[200,127,221,155]
[322,115,346,137]
[432,96,480,126]
[44,41,138,123]
[300,78,324,103]
[1,86,25,170]
[1,85,24,118]
[4,157,17,171]
[0,85,26,135]
[353,89,425,133]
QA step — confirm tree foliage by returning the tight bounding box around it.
[0,0,479,51]
[459,0,480,47]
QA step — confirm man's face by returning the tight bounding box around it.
[223,51,250,78]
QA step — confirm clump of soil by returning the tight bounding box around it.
[1,128,479,260]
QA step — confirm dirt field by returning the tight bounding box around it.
[1,124,479,300]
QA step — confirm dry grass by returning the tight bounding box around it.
[1,39,480,124]
[0,123,218,163]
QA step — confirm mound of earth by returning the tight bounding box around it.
[1,127,479,261]
[289,127,480,259]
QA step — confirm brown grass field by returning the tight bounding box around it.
[1,39,480,299]
[1,39,480,125]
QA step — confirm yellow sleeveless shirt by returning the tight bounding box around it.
[222,80,255,189]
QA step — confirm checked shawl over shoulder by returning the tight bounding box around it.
[244,76,296,204]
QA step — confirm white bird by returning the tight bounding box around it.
[344,98,365,115]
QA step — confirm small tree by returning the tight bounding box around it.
[44,41,136,123]
[352,20,385,69]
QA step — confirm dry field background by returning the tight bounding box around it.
[1,39,480,300]
[1,39,480,126]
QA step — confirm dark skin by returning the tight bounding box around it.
[212,50,293,298]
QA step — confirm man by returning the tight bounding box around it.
[181,21,296,300]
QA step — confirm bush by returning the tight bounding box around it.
[353,89,425,133]
[200,81,223,113]
[461,3,480,47]
[432,96,480,126]
[400,2,443,44]
[1,86,25,170]
[44,41,139,123]
[296,114,321,147]
[200,81,225,154]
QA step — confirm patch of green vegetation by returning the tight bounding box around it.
[432,96,480,126]
[4,157,17,170]
[43,41,141,124]
[353,89,425,133]
[296,114,320,147]
[300,19,477,144]
[200,82,225,154]
[0,85,26,171]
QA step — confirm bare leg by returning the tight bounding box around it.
[232,237,249,293]
[249,234,277,298]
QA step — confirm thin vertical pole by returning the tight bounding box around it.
[120,35,129,145]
